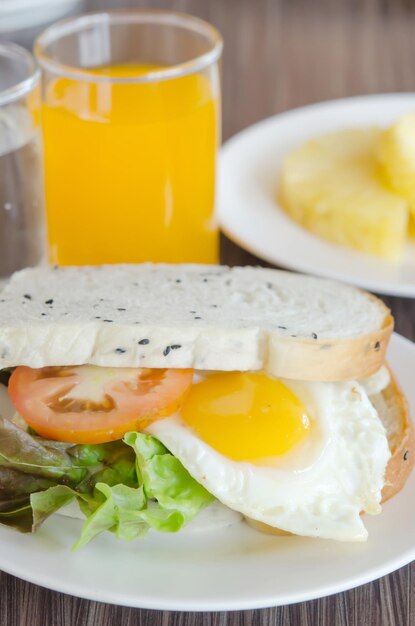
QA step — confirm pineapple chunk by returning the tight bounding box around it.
[377,112,415,214]
[279,129,409,260]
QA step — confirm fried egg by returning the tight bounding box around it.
[147,369,391,542]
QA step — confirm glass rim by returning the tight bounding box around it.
[0,41,40,106]
[34,9,223,83]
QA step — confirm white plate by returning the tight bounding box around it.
[0,333,414,610]
[218,94,415,297]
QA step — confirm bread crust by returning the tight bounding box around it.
[267,308,393,381]
[381,370,415,502]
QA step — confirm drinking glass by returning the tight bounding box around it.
[35,10,223,265]
[0,42,45,279]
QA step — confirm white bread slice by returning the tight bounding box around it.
[0,264,392,381]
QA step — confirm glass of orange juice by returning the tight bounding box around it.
[34,10,222,265]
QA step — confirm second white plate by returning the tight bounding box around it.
[218,93,415,297]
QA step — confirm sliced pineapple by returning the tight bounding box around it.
[377,113,415,217]
[279,129,409,261]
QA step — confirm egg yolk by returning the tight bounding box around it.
[181,372,311,462]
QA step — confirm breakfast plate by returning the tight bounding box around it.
[218,93,415,297]
[0,332,414,610]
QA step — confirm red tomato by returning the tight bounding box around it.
[9,365,194,444]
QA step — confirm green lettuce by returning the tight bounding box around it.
[0,416,213,548]
[69,433,214,550]
[124,432,214,522]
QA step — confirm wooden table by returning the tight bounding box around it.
[2,0,415,624]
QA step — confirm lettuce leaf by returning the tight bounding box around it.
[31,485,91,530]
[124,432,214,523]
[0,417,213,548]
[0,416,86,481]
[73,433,213,549]
[0,416,90,531]
[0,465,59,531]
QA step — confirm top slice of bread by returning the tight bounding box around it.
[0,264,393,381]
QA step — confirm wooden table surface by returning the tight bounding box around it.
[2,0,415,624]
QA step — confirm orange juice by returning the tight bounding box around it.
[42,65,219,265]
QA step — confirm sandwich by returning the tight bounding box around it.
[0,263,412,548]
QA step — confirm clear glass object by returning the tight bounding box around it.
[0,42,45,279]
[35,10,223,266]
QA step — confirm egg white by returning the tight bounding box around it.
[147,373,391,542]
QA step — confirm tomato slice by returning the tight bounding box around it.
[9,365,194,444]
